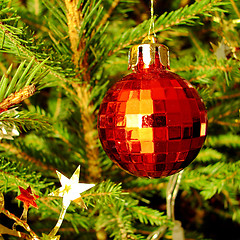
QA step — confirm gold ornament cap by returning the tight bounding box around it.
[128,36,170,71]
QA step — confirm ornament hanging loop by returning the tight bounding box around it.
[148,0,156,37]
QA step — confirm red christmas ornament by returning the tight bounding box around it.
[16,186,39,209]
[98,37,207,178]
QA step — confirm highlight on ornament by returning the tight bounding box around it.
[98,36,208,178]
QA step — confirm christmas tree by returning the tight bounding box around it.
[0,0,239,239]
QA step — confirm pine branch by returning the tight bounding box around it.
[0,110,51,132]
[154,0,227,32]
[130,206,167,226]
[0,157,51,193]
[64,0,87,70]
[196,148,226,162]
[0,7,81,92]
[199,165,239,199]
[97,0,120,30]
[215,92,240,100]
[97,203,137,240]
[73,85,102,182]
[0,85,36,110]
[110,0,227,55]
[0,142,56,173]
[0,56,49,109]
[0,22,32,58]
[125,182,166,194]
[82,180,124,207]
[182,161,240,198]
[0,0,239,239]
[171,62,234,75]
[229,0,240,18]
[51,126,85,163]
[207,134,240,149]
[124,177,168,194]
[42,0,105,182]
[208,98,240,125]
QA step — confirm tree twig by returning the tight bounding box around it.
[97,0,120,30]
[0,85,36,110]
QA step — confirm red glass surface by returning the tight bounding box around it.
[98,67,207,178]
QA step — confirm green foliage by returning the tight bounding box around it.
[207,133,240,148]
[0,57,49,101]
[0,157,51,193]
[0,107,51,132]
[0,0,239,239]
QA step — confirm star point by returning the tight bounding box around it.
[49,165,95,209]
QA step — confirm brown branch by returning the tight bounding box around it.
[130,207,166,222]
[208,109,239,124]
[215,92,240,100]
[64,0,81,65]
[110,0,222,55]
[2,7,101,183]
[171,64,233,73]
[97,0,120,30]
[82,191,122,198]
[124,182,166,193]
[52,128,85,164]
[23,19,50,34]
[0,20,79,92]
[0,142,56,173]
[188,74,207,82]
[189,32,205,56]
[64,0,101,182]
[114,212,128,240]
[229,0,240,19]
[64,0,89,79]
[0,23,32,59]
[72,84,101,182]
[0,85,36,110]
[209,120,240,127]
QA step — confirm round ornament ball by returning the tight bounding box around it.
[98,37,207,178]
